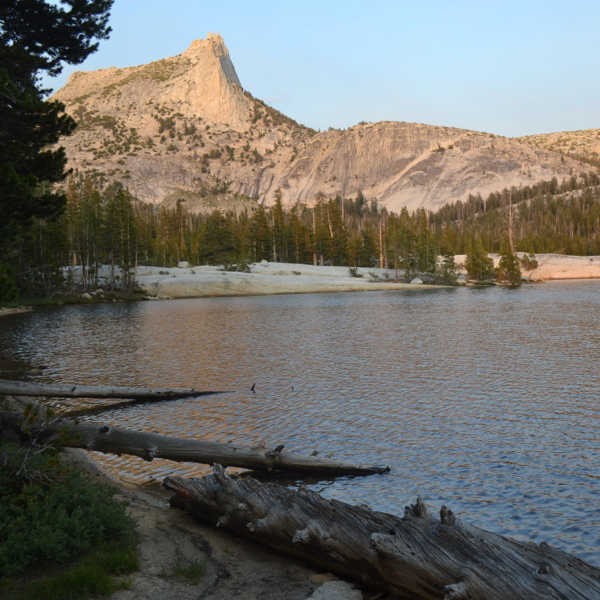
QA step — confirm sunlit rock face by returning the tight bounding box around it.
[53,34,592,212]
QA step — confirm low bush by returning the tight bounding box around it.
[0,438,138,599]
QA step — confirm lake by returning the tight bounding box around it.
[1,281,599,565]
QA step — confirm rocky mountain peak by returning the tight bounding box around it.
[52,36,596,213]
[182,32,242,88]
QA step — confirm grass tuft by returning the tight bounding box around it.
[161,553,207,584]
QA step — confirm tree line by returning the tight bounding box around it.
[4,169,600,299]
[432,173,600,256]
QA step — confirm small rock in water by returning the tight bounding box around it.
[260,259,269,267]
[178,261,190,268]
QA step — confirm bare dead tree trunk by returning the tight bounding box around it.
[0,411,389,476]
[164,466,600,600]
[0,380,220,401]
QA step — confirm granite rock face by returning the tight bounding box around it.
[53,34,594,212]
[268,121,589,212]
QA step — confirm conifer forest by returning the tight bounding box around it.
[5,170,600,298]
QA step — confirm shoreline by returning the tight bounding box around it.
[465,252,600,281]
[64,446,365,600]
[133,255,600,300]
[133,262,441,300]
[3,254,600,311]
[2,392,363,598]
[5,394,352,599]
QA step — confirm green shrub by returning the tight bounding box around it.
[7,542,138,600]
[219,260,251,273]
[520,253,539,270]
[0,440,136,578]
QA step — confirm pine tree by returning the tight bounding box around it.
[497,236,522,286]
[397,207,416,280]
[0,0,113,285]
[415,209,437,274]
[465,237,495,281]
[435,254,458,285]
[271,189,286,263]
[288,205,309,264]
[103,184,137,291]
[325,198,348,265]
[249,205,271,262]
[202,210,237,265]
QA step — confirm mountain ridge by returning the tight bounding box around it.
[52,34,596,213]
[518,129,600,166]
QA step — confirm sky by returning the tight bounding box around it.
[47,0,600,138]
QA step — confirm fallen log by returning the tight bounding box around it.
[0,411,389,476]
[0,379,220,400]
[164,466,600,600]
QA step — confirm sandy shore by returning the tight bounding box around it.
[65,447,367,600]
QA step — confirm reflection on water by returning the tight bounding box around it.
[1,282,599,565]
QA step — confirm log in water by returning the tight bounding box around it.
[0,410,389,476]
[0,379,219,400]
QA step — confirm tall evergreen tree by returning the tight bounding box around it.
[465,237,495,281]
[202,210,238,265]
[249,205,271,262]
[325,198,348,265]
[415,209,437,274]
[271,189,286,262]
[497,236,522,286]
[0,0,113,298]
[103,184,137,292]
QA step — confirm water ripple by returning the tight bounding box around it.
[0,281,599,565]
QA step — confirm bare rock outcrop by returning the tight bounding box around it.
[52,34,595,213]
[269,121,587,212]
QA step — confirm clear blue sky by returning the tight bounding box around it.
[49,0,600,137]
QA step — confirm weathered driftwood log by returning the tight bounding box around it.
[0,411,389,476]
[0,379,219,400]
[164,466,600,600]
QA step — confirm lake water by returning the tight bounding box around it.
[1,281,599,566]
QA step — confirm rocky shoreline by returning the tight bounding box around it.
[132,255,600,300]
[1,392,366,599]
[466,252,600,281]
[4,255,599,312]
[132,262,438,300]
